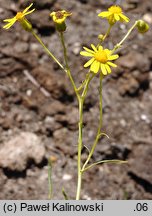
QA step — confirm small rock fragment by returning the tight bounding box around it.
[0,132,46,171]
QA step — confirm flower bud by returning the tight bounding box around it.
[98,34,104,42]
[20,18,33,32]
[136,20,149,33]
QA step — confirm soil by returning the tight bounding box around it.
[0,0,152,200]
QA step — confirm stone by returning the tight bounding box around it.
[20,0,55,10]
[30,10,55,35]
[0,132,46,171]
[117,51,150,72]
[31,65,70,99]
[143,13,152,24]
[129,145,152,184]
[41,100,66,116]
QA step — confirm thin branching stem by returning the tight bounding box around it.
[76,72,94,200]
[32,30,65,72]
[82,73,103,172]
[112,21,138,53]
[59,32,79,99]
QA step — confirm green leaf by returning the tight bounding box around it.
[62,187,69,200]
[82,159,128,172]
[48,158,53,199]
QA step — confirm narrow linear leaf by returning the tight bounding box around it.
[84,145,90,154]
[62,187,69,200]
[98,132,110,139]
[48,158,53,199]
[83,160,128,172]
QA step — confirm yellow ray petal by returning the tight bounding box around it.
[98,11,111,17]
[107,62,117,68]
[119,14,129,22]
[98,46,103,51]
[108,54,119,60]
[105,64,111,74]
[24,8,35,16]
[23,3,33,14]
[84,58,95,68]
[91,44,97,52]
[80,51,94,57]
[3,19,16,29]
[83,47,95,54]
[90,60,100,73]
[3,17,16,22]
[114,14,120,21]
[101,64,107,75]
[104,49,111,56]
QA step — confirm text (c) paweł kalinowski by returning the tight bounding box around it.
[20,202,104,212]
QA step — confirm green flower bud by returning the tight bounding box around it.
[98,34,104,40]
[136,20,149,33]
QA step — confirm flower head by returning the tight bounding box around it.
[50,10,72,24]
[50,10,72,32]
[80,45,119,75]
[136,20,149,33]
[98,5,129,25]
[3,3,35,31]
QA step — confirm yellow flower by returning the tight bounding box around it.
[50,10,72,32]
[3,3,35,30]
[50,10,72,24]
[80,45,119,75]
[98,5,129,25]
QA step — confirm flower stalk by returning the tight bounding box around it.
[82,72,103,172]
[31,30,65,72]
[59,32,79,99]
[76,72,94,200]
[112,21,138,53]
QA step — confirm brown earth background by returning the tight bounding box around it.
[0,0,152,199]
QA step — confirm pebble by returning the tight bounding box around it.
[120,119,127,127]
[143,13,152,24]
[140,114,150,123]
[0,132,46,171]
[62,174,72,181]
[72,42,81,55]
[26,89,32,96]
[30,43,41,52]
[82,194,91,200]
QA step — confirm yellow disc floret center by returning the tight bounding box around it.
[16,12,24,20]
[109,6,122,14]
[94,50,108,63]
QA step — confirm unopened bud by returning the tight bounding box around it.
[136,20,149,33]
[98,34,104,41]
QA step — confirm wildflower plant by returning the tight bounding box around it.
[3,3,149,200]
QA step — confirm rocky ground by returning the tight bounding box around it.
[0,0,152,199]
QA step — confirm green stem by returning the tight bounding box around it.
[48,158,53,199]
[76,97,83,200]
[82,73,103,172]
[102,24,113,42]
[76,72,94,200]
[31,30,65,72]
[59,32,79,99]
[112,21,138,53]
